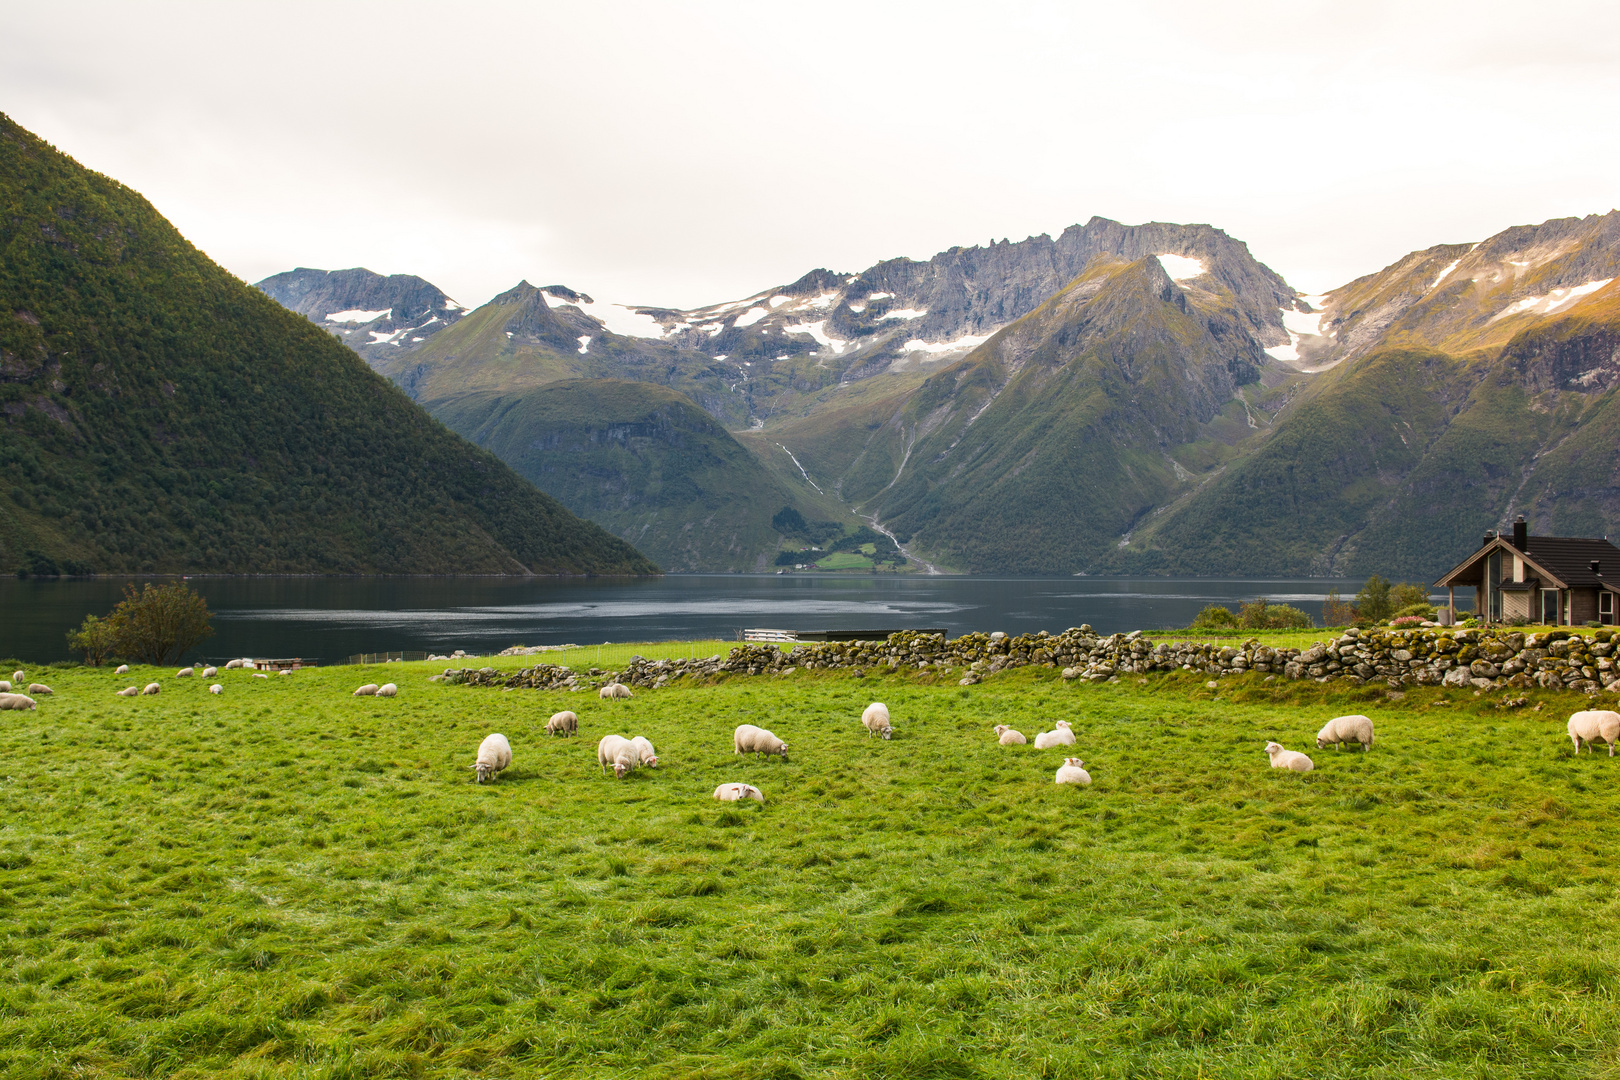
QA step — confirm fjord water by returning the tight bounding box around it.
[0,575,1426,664]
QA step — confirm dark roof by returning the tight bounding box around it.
[1518,535,1620,588]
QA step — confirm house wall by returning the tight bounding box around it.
[1572,588,1600,626]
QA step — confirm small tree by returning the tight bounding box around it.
[1354,575,1393,623]
[104,583,214,665]
[66,614,119,666]
[1322,589,1358,627]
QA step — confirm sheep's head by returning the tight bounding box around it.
[777,744,789,761]
[1065,757,1083,767]
[613,760,630,779]
[878,727,892,740]
[1264,741,1283,756]
[1055,720,1071,729]
[471,764,493,783]
[1315,735,1329,749]
[644,754,659,768]
[993,724,1008,735]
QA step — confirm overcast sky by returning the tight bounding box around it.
[6,0,1619,309]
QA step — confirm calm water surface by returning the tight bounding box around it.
[0,575,1457,665]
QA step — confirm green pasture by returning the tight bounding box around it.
[2,656,1619,1078]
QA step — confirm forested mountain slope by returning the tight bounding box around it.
[0,114,656,575]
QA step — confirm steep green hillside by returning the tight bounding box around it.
[430,379,839,572]
[0,114,656,575]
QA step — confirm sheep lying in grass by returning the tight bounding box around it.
[116,664,129,675]
[1033,721,1076,750]
[1316,714,1374,751]
[116,687,139,697]
[142,683,161,696]
[597,734,638,779]
[471,733,512,783]
[176,667,194,678]
[630,735,659,768]
[546,710,578,737]
[201,666,218,678]
[209,684,223,695]
[353,683,379,697]
[1265,741,1313,773]
[0,693,37,711]
[599,683,634,701]
[376,683,397,698]
[252,673,268,679]
[993,724,1027,745]
[734,724,789,762]
[1568,710,1620,756]
[1055,758,1092,785]
[861,702,893,739]
[27,683,52,695]
[714,782,765,803]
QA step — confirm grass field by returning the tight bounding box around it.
[3,656,1620,1078]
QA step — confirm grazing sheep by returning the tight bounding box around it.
[1033,725,1077,749]
[209,684,223,695]
[142,683,161,696]
[596,734,638,779]
[252,673,268,679]
[994,724,1027,746]
[115,687,139,697]
[277,670,291,677]
[11,670,22,683]
[1055,757,1092,785]
[0,693,37,711]
[1568,710,1620,756]
[224,659,243,670]
[1265,741,1313,773]
[1316,714,1375,751]
[28,683,52,695]
[176,667,194,678]
[734,724,789,762]
[545,710,579,737]
[861,702,893,739]
[714,782,765,803]
[376,683,398,697]
[201,666,218,678]
[599,682,634,701]
[0,680,9,692]
[470,733,513,783]
[630,735,660,768]
[116,664,129,674]
[353,683,380,697]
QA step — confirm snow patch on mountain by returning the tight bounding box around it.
[882,308,927,320]
[1155,254,1207,282]
[1489,279,1613,323]
[903,333,992,354]
[734,306,771,328]
[327,308,392,323]
[782,320,845,352]
[544,293,665,339]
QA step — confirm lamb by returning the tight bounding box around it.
[599,682,634,701]
[353,683,380,697]
[714,782,765,803]
[376,683,397,697]
[1567,710,1620,756]
[201,666,218,678]
[994,724,1027,745]
[116,664,129,674]
[1265,741,1313,773]
[0,693,37,711]
[116,686,139,697]
[597,734,639,779]
[1316,714,1374,751]
[629,735,660,768]
[1055,757,1092,785]
[176,667,194,678]
[545,710,579,737]
[1033,723,1077,749]
[470,733,513,782]
[734,724,789,762]
[28,683,52,695]
[209,684,223,695]
[861,702,893,739]
[142,682,161,696]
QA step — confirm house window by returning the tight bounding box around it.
[1543,589,1561,625]
[1603,591,1615,625]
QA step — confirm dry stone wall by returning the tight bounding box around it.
[437,625,1619,695]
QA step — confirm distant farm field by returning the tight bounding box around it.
[3,657,1619,1078]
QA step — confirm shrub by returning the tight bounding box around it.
[1191,605,1239,629]
[1390,602,1436,621]
[1390,616,1427,628]
[1238,599,1314,629]
[100,583,215,665]
[1390,583,1432,610]
[1322,589,1358,627]
[66,614,118,666]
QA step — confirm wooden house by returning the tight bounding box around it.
[1434,516,1620,626]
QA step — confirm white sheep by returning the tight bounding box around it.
[1055,757,1092,785]
[714,782,765,803]
[116,664,129,674]
[224,659,243,670]
[353,683,379,696]
[116,686,139,697]
[277,670,291,677]
[376,683,398,697]
[1033,724,1077,749]
[0,693,37,711]
[1265,741,1313,773]
[630,735,660,768]
[252,673,268,679]
[734,724,789,762]
[0,680,10,692]
[861,701,893,739]
[471,733,513,782]
[11,670,22,683]
[142,682,161,696]
[546,710,578,737]
[597,734,638,779]
[1316,714,1374,751]
[994,724,1028,746]
[27,683,52,695]
[1568,710,1620,756]
[209,684,223,695]
[599,682,634,701]
[201,666,218,678]
[176,667,194,678]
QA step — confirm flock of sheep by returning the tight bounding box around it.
[0,669,53,710]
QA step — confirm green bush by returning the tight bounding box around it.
[1390,602,1436,622]
[99,583,215,665]
[1354,575,1393,622]
[65,614,117,666]
[1239,599,1313,629]
[1191,605,1239,628]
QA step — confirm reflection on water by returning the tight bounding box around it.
[0,575,1453,664]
